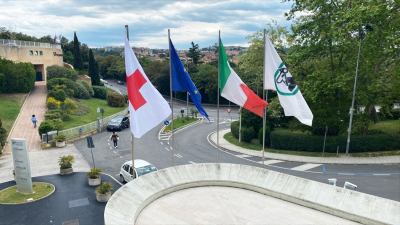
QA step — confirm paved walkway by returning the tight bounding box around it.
[0,144,90,183]
[211,129,400,164]
[3,81,47,154]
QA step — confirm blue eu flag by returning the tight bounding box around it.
[170,39,209,120]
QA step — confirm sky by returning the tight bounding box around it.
[0,0,293,49]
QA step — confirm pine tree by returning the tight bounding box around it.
[73,32,83,70]
[88,49,100,85]
[187,42,201,65]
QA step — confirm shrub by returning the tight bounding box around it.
[55,134,66,142]
[92,86,107,99]
[47,65,78,81]
[391,108,400,120]
[58,155,74,169]
[96,182,112,194]
[44,110,61,120]
[74,82,91,99]
[38,121,56,136]
[87,168,102,179]
[78,80,94,96]
[258,125,272,147]
[0,58,35,93]
[270,129,400,153]
[61,98,77,114]
[241,126,256,143]
[47,97,60,110]
[48,89,66,102]
[107,92,125,107]
[231,121,239,139]
[0,119,6,150]
[47,78,77,97]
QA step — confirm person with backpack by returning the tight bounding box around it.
[31,114,37,128]
[111,132,119,148]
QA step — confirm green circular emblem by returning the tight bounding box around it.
[274,62,299,96]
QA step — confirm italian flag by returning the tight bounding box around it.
[219,38,268,117]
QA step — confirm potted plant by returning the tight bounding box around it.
[87,168,102,186]
[55,134,66,148]
[96,182,112,202]
[58,155,74,175]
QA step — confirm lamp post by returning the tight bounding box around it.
[345,26,369,155]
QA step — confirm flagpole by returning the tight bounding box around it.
[239,107,242,142]
[125,24,135,170]
[168,29,175,166]
[262,29,267,164]
[185,63,189,117]
[217,30,221,161]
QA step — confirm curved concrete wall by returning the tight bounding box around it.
[104,163,400,225]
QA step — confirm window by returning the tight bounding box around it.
[39,51,43,56]
[29,50,33,55]
[34,51,38,56]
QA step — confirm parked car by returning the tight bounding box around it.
[119,160,158,183]
[106,116,129,131]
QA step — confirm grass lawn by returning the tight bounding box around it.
[369,120,400,135]
[0,93,27,132]
[164,117,198,132]
[0,182,55,204]
[223,132,399,157]
[62,98,126,129]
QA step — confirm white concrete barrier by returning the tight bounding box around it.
[104,163,400,225]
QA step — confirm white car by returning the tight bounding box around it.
[119,159,157,183]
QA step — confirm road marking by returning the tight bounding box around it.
[170,146,173,150]
[164,147,170,151]
[167,142,170,145]
[188,161,196,164]
[258,160,284,165]
[119,156,123,158]
[235,154,251,158]
[291,163,322,171]
[338,173,355,176]
[160,142,163,145]
[113,150,117,154]
[174,154,183,158]
[373,173,391,176]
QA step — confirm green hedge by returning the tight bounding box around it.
[0,58,35,93]
[107,92,125,107]
[270,129,400,153]
[231,121,239,139]
[92,86,107,99]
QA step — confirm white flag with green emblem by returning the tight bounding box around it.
[264,37,313,126]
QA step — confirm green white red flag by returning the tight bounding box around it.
[218,38,267,117]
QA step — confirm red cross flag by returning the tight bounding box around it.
[124,37,171,138]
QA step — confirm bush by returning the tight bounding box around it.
[87,168,102,179]
[58,155,74,169]
[61,98,77,114]
[0,58,35,93]
[47,78,77,97]
[270,129,400,153]
[78,80,94,96]
[74,82,91,99]
[47,65,78,81]
[106,92,125,107]
[231,121,239,139]
[391,108,400,120]
[258,126,272,147]
[0,119,6,151]
[92,86,107,99]
[38,121,56,136]
[55,134,66,142]
[241,126,256,143]
[47,97,60,110]
[48,89,66,102]
[44,110,61,120]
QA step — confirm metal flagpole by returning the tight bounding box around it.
[239,107,242,142]
[125,25,135,169]
[168,29,175,165]
[262,29,267,164]
[185,63,189,117]
[217,30,221,161]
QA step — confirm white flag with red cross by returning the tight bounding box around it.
[124,37,171,138]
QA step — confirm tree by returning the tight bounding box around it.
[88,49,100,85]
[73,32,83,70]
[187,42,201,65]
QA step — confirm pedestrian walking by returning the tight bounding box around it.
[31,114,37,128]
[111,132,119,148]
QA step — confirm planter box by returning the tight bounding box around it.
[96,192,111,202]
[56,141,66,148]
[88,177,101,186]
[60,167,73,175]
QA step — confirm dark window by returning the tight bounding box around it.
[29,50,33,55]
[39,51,43,56]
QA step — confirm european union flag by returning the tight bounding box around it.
[170,39,209,120]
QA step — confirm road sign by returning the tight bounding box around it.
[164,120,170,125]
[86,136,95,148]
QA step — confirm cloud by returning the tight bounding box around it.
[0,0,292,49]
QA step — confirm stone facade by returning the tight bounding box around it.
[0,39,63,81]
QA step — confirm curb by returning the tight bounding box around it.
[158,118,203,141]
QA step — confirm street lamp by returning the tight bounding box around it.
[345,25,371,155]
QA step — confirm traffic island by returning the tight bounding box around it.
[0,182,55,204]
[104,164,400,225]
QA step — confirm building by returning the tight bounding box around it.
[0,39,63,81]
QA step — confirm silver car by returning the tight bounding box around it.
[119,159,157,183]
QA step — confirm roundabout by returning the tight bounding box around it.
[0,182,55,204]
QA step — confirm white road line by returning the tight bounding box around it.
[338,173,355,176]
[258,160,284,165]
[291,163,322,171]
[170,146,173,150]
[235,154,251,158]
[164,147,170,151]
[167,142,170,145]
[373,173,391,176]
[113,150,117,154]
[174,154,183,158]
[160,142,163,145]
[188,161,196,164]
